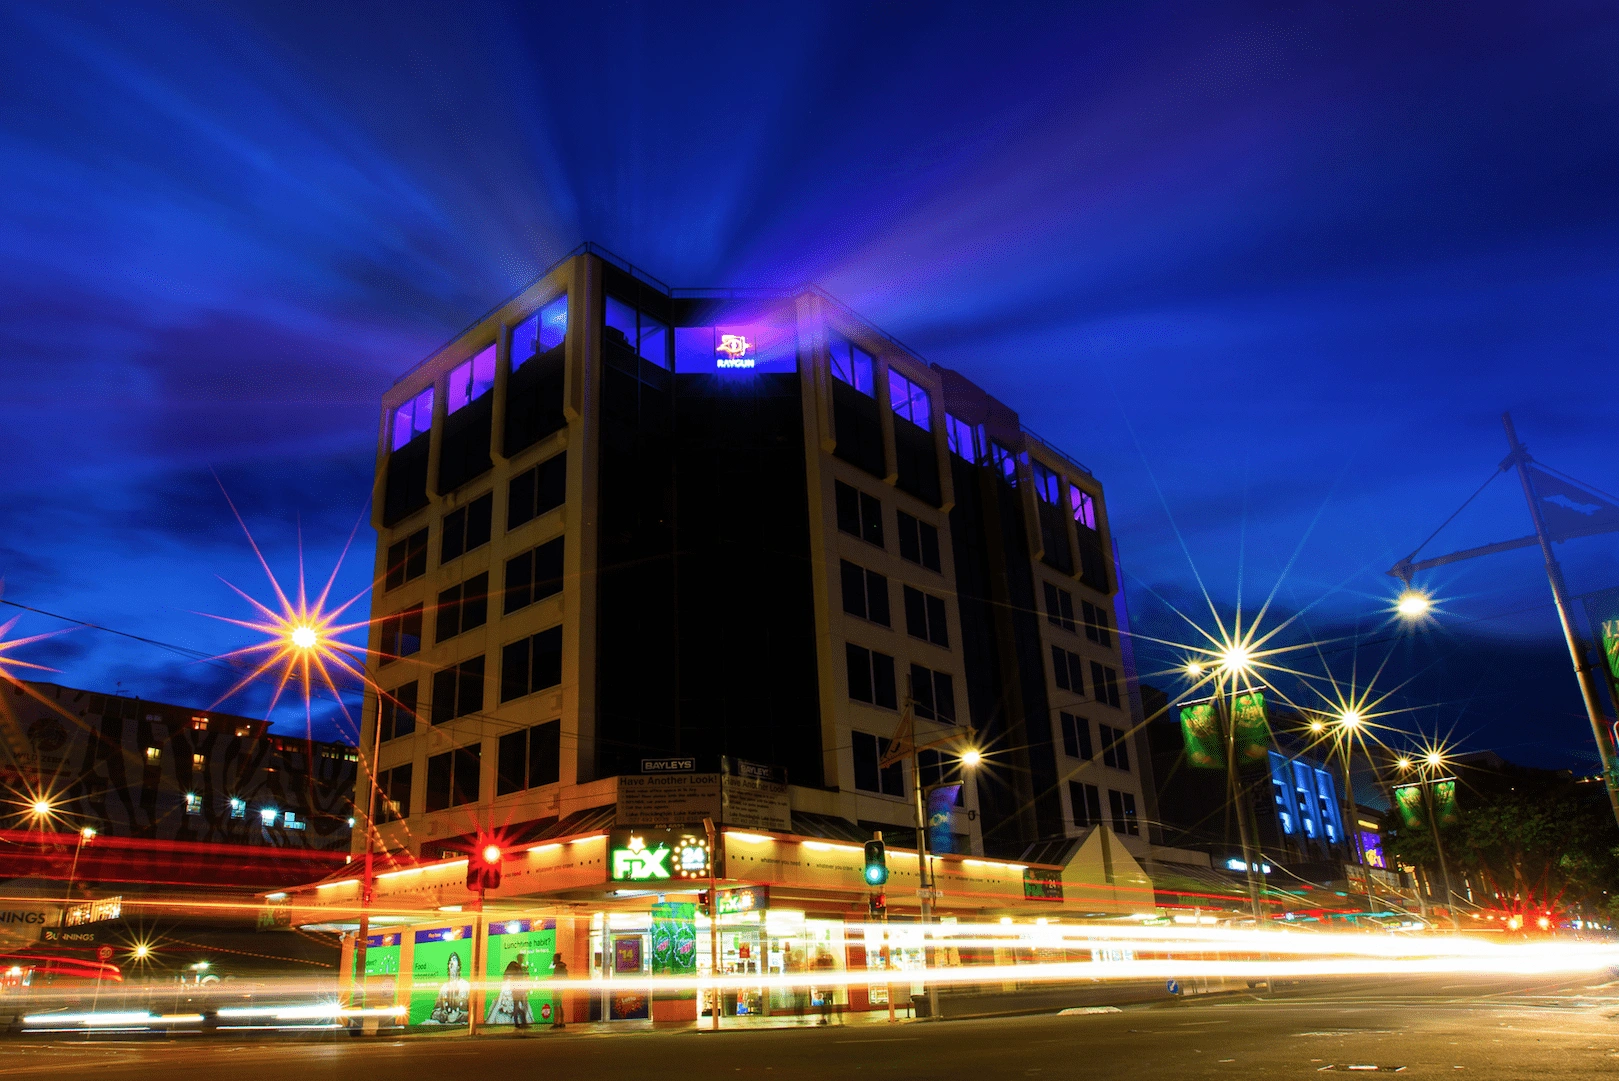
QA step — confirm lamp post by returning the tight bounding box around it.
[1188,655,1266,924]
[1328,710,1377,917]
[1398,753,1459,930]
[59,826,95,929]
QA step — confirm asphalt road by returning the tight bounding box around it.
[9,974,1619,1080]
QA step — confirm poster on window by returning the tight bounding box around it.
[484,918,557,1026]
[409,926,473,1026]
[362,930,402,1003]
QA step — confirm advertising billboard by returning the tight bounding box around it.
[409,925,473,1026]
[485,918,557,1026]
[650,902,696,1002]
[608,828,711,882]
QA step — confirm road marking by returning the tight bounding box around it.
[834,1038,920,1043]
[1058,1006,1121,1015]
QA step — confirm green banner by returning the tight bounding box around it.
[410,926,473,1026]
[1431,779,1458,825]
[1230,691,1271,764]
[1180,702,1225,769]
[650,901,696,1002]
[1393,783,1426,829]
[1602,617,1619,684]
[485,919,558,1026]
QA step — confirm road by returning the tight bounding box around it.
[8,974,1619,1080]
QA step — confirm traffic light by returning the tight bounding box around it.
[863,840,888,886]
[868,892,886,916]
[698,889,711,914]
[467,843,502,891]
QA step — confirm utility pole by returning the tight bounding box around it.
[352,689,386,1006]
[1502,413,1619,830]
[910,744,940,1022]
[703,816,719,1031]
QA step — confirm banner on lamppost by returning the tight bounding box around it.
[1393,783,1426,829]
[927,784,962,855]
[1180,702,1225,769]
[1230,691,1272,764]
[1431,778,1459,825]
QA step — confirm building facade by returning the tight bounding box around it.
[360,245,1147,867]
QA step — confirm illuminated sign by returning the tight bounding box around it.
[64,897,122,926]
[714,328,756,369]
[608,829,711,882]
[716,885,768,916]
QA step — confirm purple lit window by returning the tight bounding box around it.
[887,369,931,431]
[605,296,669,368]
[989,441,1021,486]
[391,386,434,451]
[945,414,980,462]
[511,294,567,372]
[1070,486,1096,530]
[447,344,496,414]
[828,334,874,395]
[1032,461,1060,505]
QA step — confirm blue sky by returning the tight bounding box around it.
[1,2,1614,765]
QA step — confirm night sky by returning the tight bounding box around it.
[2,3,1614,769]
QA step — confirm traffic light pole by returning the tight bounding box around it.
[912,758,940,1022]
[351,689,386,1008]
[704,817,719,1031]
[468,883,485,1036]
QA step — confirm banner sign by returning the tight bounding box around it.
[485,918,557,1026]
[1431,779,1459,825]
[1022,867,1064,901]
[409,926,473,1026]
[1230,692,1271,764]
[721,757,792,832]
[927,784,963,855]
[1580,586,1619,686]
[1179,702,1225,769]
[716,885,768,916]
[617,773,721,828]
[1393,783,1426,829]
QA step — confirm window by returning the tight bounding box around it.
[887,369,931,430]
[425,744,481,812]
[1082,600,1112,646]
[896,511,941,572]
[1060,712,1092,760]
[376,764,412,822]
[144,746,161,765]
[1032,461,1061,505]
[1044,582,1076,633]
[505,537,564,615]
[918,748,965,805]
[379,682,418,742]
[845,643,898,709]
[605,295,670,368]
[1071,781,1102,828]
[184,792,201,815]
[435,572,489,643]
[990,440,1021,486]
[908,664,956,723]
[1091,662,1121,708]
[190,716,209,732]
[1100,724,1131,771]
[229,796,246,819]
[828,335,875,394]
[385,528,428,591]
[834,481,884,547]
[510,294,568,373]
[903,586,949,647]
[851,730,904,796]
[840,561,890,626]
[945,414,981,462]
[1071,486,1097,530]
[508,452,567,531]
[378,605,423,664]
[447,344,496,414]
[497,720,561,796]
[1050,646,1085,694]
[431,656,485,725]
[192,752,206,770]
[441,493,493,563]
[500,626,563,703]
[391,385,434,451]
[1109,789,1139,835]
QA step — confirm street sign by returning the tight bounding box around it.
[1166,979,1180,995]
[97,945,114,962]
[916,886,942,901]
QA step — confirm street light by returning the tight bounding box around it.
[1396,590,1432,620]
[31,799,51,818]
[1396,750,1458,930]
[289,625,319,650]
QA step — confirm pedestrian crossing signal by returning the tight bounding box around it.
[863,840,888,886]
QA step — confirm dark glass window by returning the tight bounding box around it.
[425,744,480,812]
[377,764,412,822]
[497,720,562,796]
[829,335,875,394]
[832,371,886,478]
[1100,723,1131,771]
[1110,789,1139,835]
[378,605,423,665]
[908,664,956,723]
[441,493,493,564]
[840,561,890,626]
[435,572,489,643]
[508,452,567,531]
[379,682,417,742]
[896,512,941,573]
[1051,646,1085,694]
[1045,583,1076,633]
[505,537,565,615]
[430,656,485,725]
[1092,663,1121,708]
[852,730,904,797]
[1060,712,1092,760]
[903,586,949,647]
[917,749,966,805]
[500,626,564,703]
[1071,781,1101,828]
[834,481,883,547]
[606,295,670,369]
[385,528,428,591]
[1082,600,1112,647]
[845,644,897,709]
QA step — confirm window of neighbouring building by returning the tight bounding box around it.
[504,536,564,615]
[441,492,493,564]
[1070,486,1097,530]
[840,561,891,627]
[903,585,949,647]
[845,643,898,709]
[508,451,567,531]
[989,440,1021,486]
[945,414,982,462]
[506,294,569,454]
[431,655,485,724]
[425,744,480,812]
[377,763,412,822]
[391,386,435,452]
[1091,662,1121,708]
[511,294,568,373]
[496,719,561,796]
[1099,723,1130,772]
[828,334,875,394]
[385,527,428,590]
[1050,646,1085,694]
[1060,712,1092,760]
[1071,781,1101,828]
[435,572,489,643]
[1109,789,1139,835]
[500,626,563,703]
[829,333,885,477]
[835,481,884,548]
[887,369,931,430]
[908,664,956,723]
[852,730,905,797]
[1045,582,1076,633]
[896,511,941,573]
[378,604,423,664]
[447,344,496,415]
[1081,599,1112,646]
[605,295,671,369]
[379,682,417,742]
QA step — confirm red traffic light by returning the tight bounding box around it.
[467,841,503,891]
